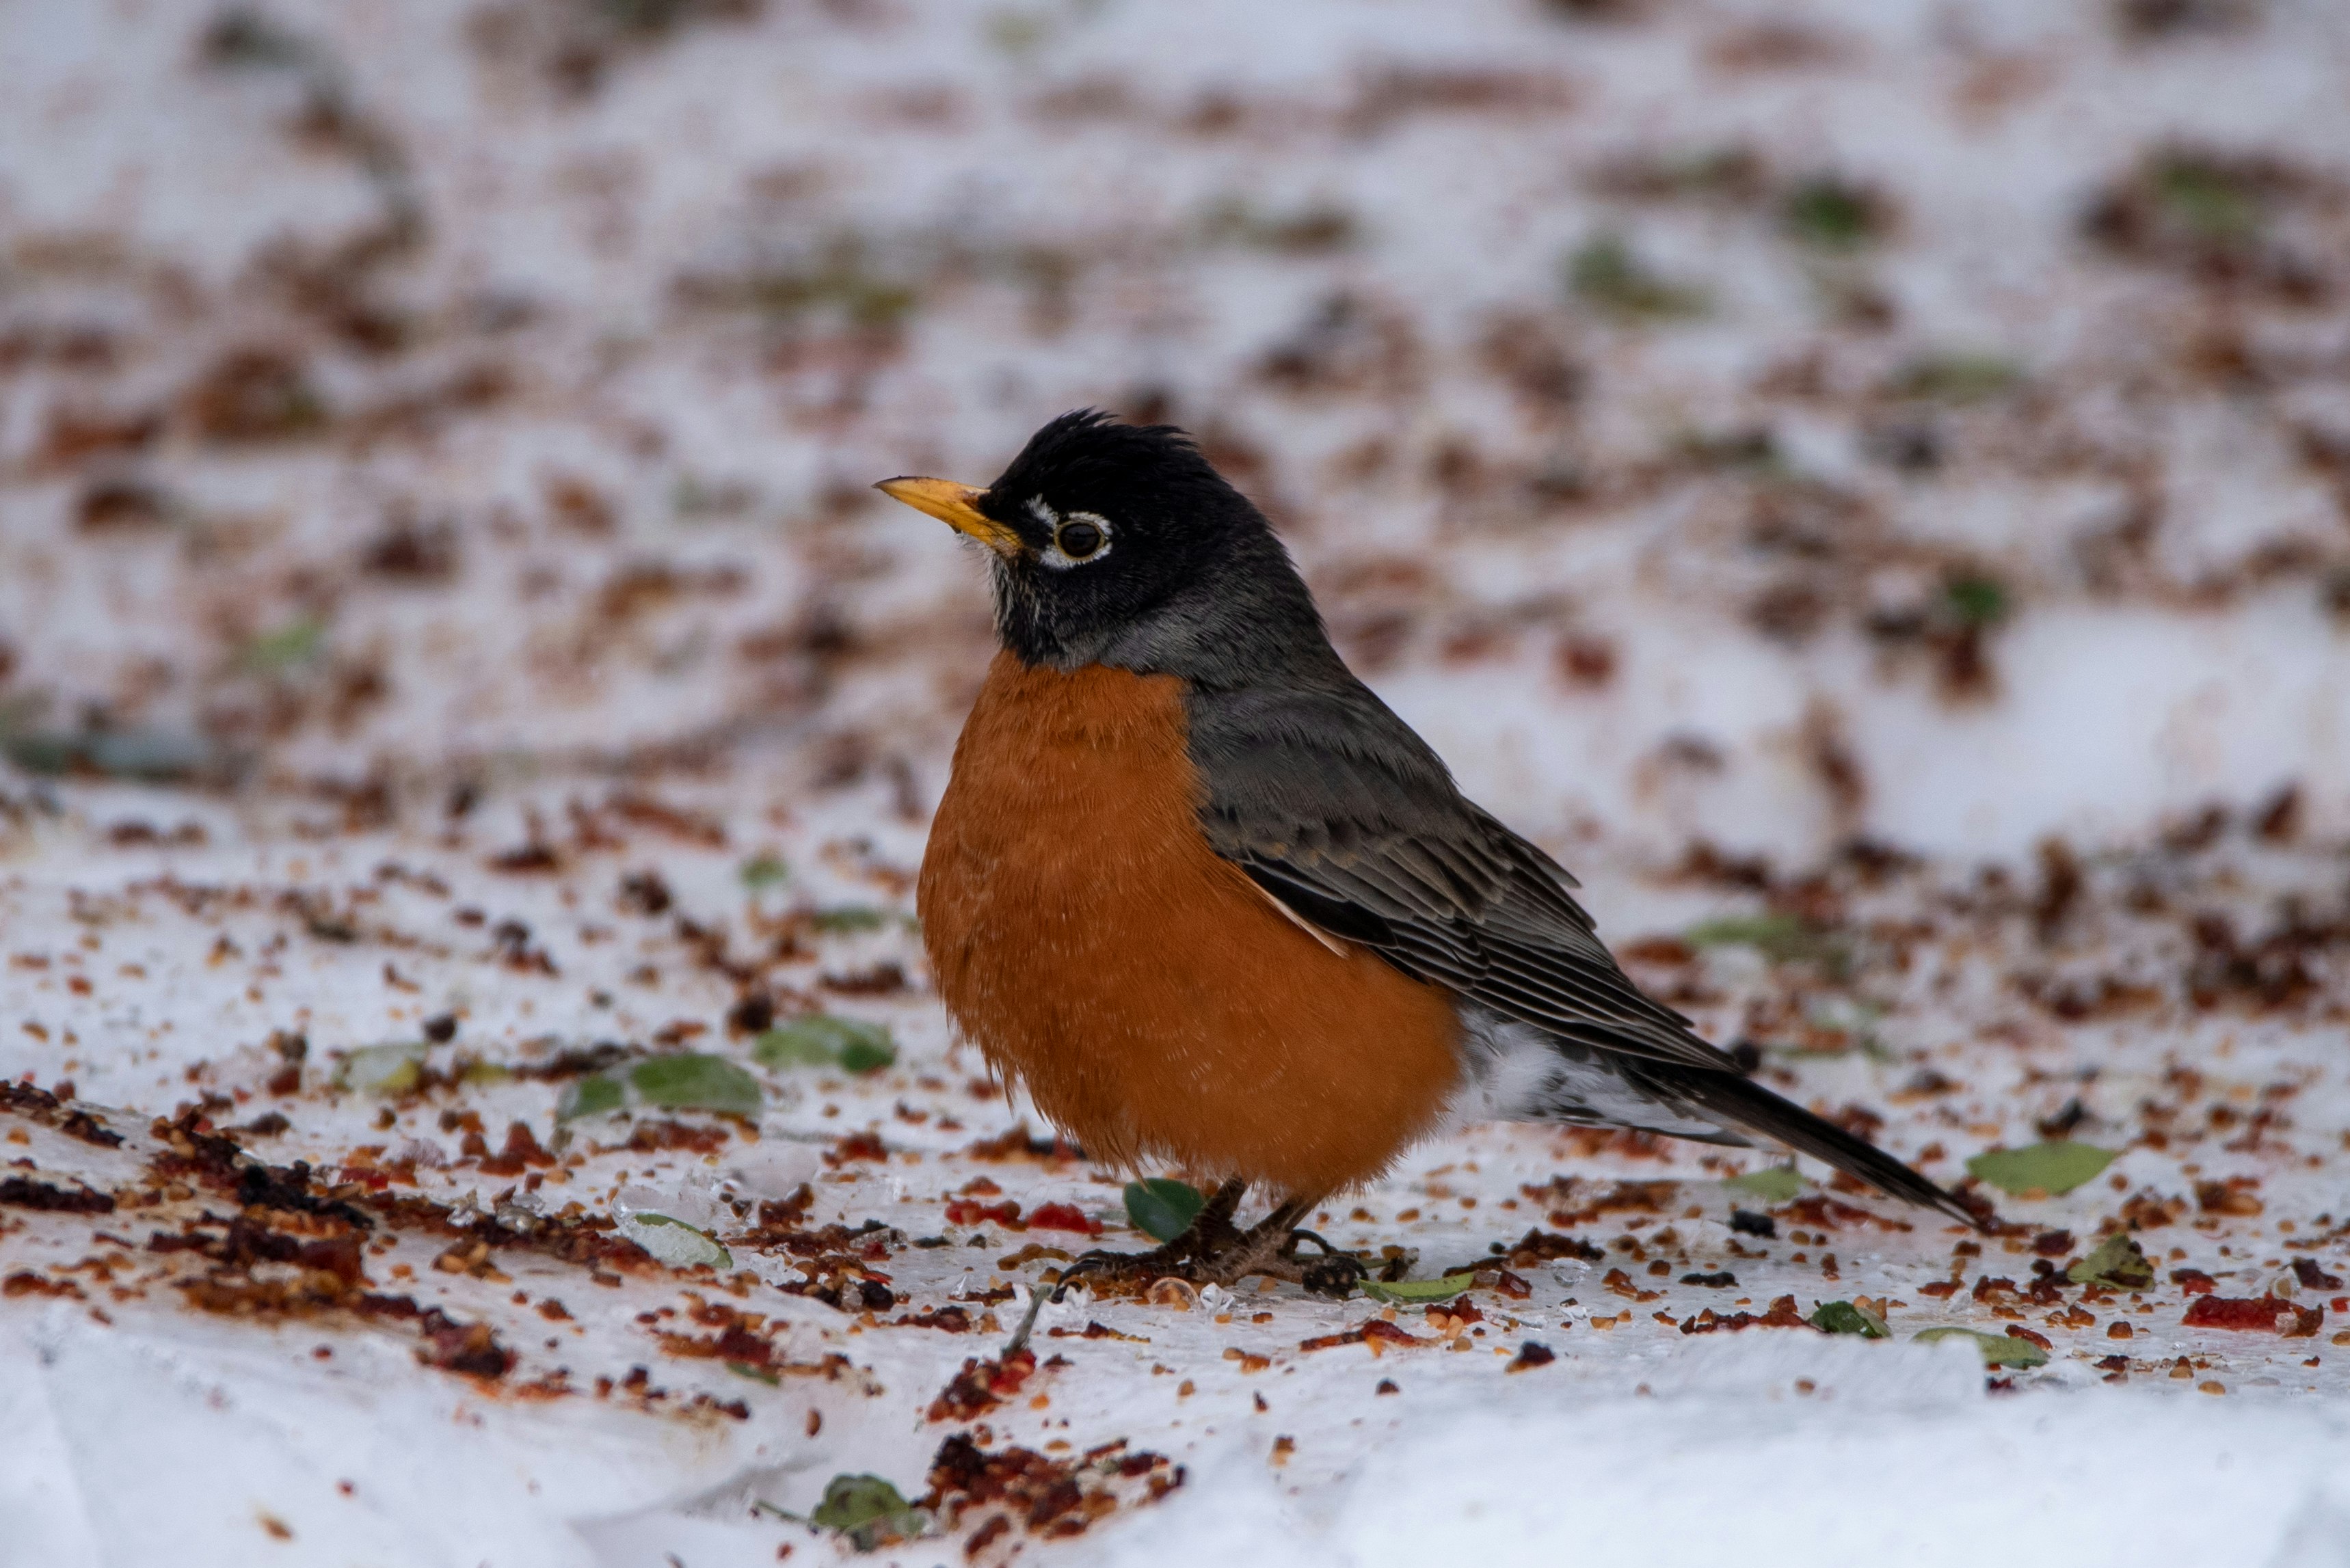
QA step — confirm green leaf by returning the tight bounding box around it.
[557,1073,626,1120]
[242,614,328,673]
[1123,1178,1205,1243]
[1943,572,2011,627]
[2068,1232,2156,1290]
[1964,1141,2117,1197]
[1810,1300,1888,1338]
[459,1060,514,1085]
[334,1043,426,1096]
[740,854,790,890]
[1897,354,2022,405]
[809,1474,926,1550]
[622,1212,734,1270]
[700,236,923,330]
[0,724,215,782]
[1914,1327,2048,1368]
[1197,195,1360,255]
[752,1025,834,1068]
[810,905,889,934]
[1361,1274,1476,1305]
[810,1474,912,1530]
[1724,1167,1804,1203]
[1780,176,1886,250]
[726,1360,781,1385]
[1685,914,1834,965]
[2154,154,2264,243]
[1567,234,1709,321]
[838,1036,896,1074]
[753,1016,895,1073]
[628,1053,763,1117]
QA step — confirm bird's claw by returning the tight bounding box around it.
[1050,1244,1199,1300]
[1280,1230,1371,1297]
[1050,1226,1374,1298]
[1042,1187,1377,1300]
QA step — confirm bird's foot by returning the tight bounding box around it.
[1051,1237,1226,1297]
[1056,1217,1370,1301]
[1205,1225,1369,1298]
[1048,1180,1249,1299]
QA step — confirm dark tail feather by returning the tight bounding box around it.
[1659,1066,1981,1228]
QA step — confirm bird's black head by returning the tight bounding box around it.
[878,409,1331,677]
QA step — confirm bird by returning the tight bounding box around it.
[878,411,1974,1288]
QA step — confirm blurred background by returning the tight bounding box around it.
[5,0,2349,871]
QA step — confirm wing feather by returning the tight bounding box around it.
[1188,680,1975,1223]
[1190,684,1733,1076]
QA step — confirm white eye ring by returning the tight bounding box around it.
[1028,500,1112,570]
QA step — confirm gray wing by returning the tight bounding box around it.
[1186,678,1980,1226]
[1185,681,1741,1077]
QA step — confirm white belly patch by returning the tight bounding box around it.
[1444,1007,1739,1141]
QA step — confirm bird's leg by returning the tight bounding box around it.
[1051,1178,1248,1297]
[1054,1185,1376,1299]
[1184,1196,1370,1298]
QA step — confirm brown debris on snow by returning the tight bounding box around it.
[922,1431,1181,1555]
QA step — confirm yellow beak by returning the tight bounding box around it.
[874,476,1025,556]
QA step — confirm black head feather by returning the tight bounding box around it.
[970,409,1333,680]
[981,410,1224,526]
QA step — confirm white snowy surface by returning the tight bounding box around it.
[7,1,2350,1563]
[6,788,2349,1567]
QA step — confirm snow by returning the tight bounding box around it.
[6,0,2350,1563]
[1128,1351,2350,1568]
[8,790,2347,1567]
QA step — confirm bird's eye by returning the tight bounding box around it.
[1055,519,1104,559]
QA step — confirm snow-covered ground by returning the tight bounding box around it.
[6,2,2350,1563]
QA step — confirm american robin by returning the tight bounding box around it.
[880,411,1972,1287]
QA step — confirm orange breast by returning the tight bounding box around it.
[918,651,1464,1200]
